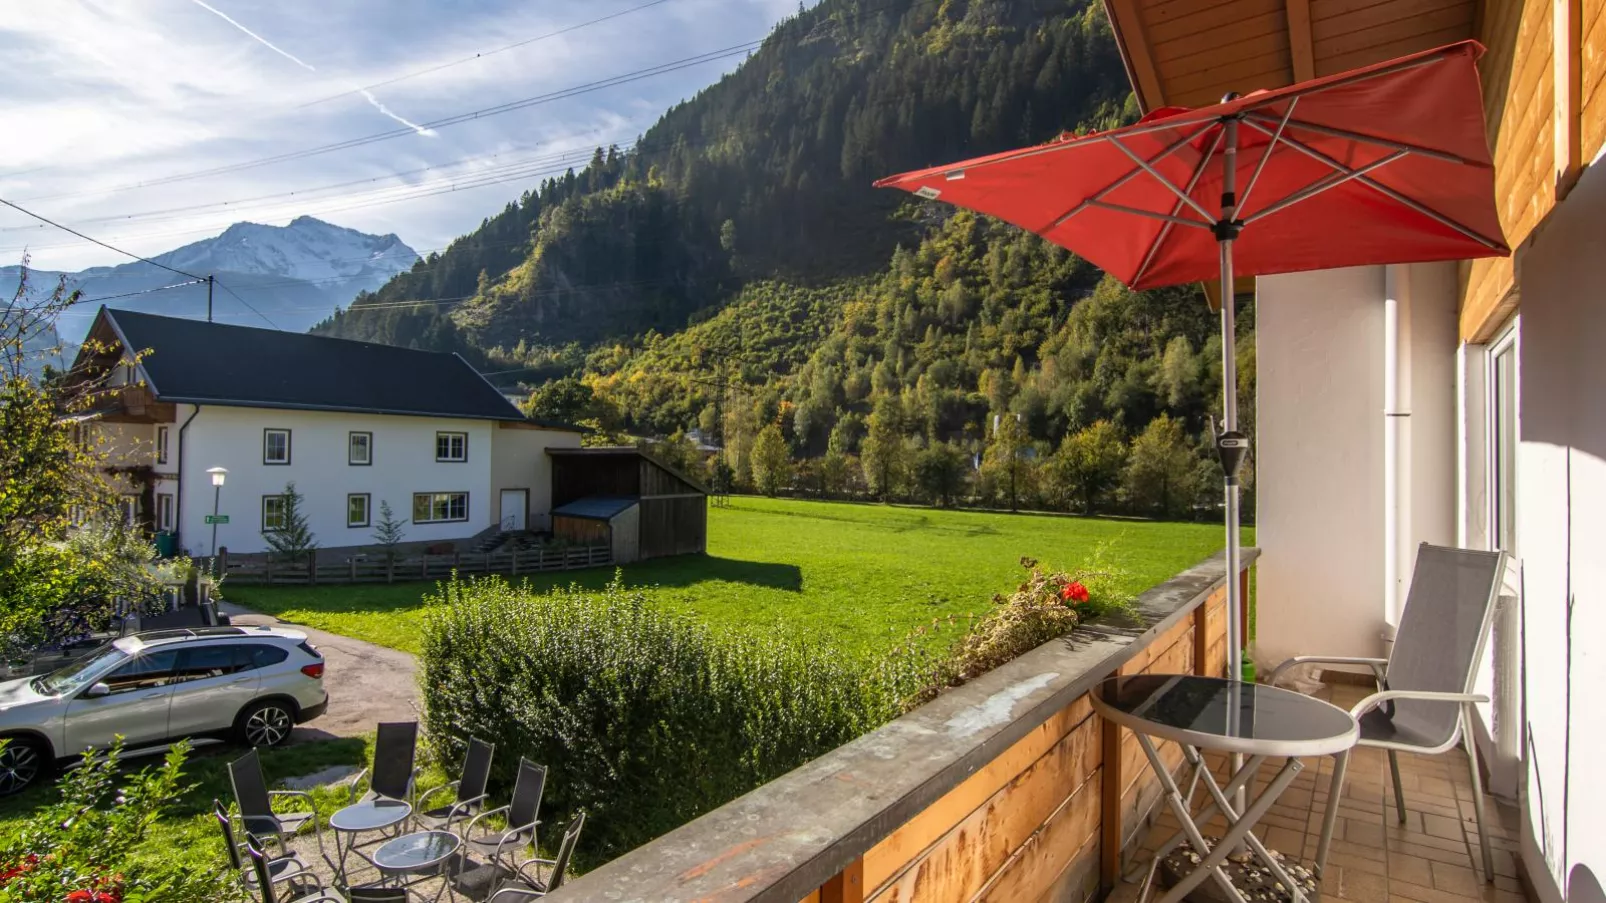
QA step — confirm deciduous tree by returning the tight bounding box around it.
[1123,415,1197,518]
[751,423,792,497]
[1045,420,1127,514]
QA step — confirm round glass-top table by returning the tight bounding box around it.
[374,830,461,873]
[330,798,412,833]
[1093,673,1358,757]
[371,831,462,903]
[1091,675,1359,903]
[329,799,412,886]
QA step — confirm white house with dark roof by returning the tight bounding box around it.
[69,307,583,556]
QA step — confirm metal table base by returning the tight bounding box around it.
[1135,735,1334,903]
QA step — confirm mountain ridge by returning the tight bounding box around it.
[6,216,418,343]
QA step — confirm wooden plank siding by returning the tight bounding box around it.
[1587,0,1606,155]
[841,585,1229,903]
[1461,0,1556,340]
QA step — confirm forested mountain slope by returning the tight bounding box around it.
[318,0,1254,514]
[317,0,1130,351]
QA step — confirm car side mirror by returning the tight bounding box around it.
[81,682,111,699]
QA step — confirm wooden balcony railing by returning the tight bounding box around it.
[547,549,1256,903]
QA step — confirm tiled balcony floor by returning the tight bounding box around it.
[1107,684,1529,903]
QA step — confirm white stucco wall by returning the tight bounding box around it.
[1255,266,1388,667]
[1509,156,1606,903]
[1254,263,1457,671]
[176,406,499,556]
[489,424,580,531]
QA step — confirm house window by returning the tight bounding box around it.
[349,432,372,466]
[156,426,169,465]
[347,493,371,528]
[412,492,469,524]
[156,493,174,532]
[261,495,288,532]
[120,495,139,526]
[435,432,468,462]
[1489,325,1519,554]
[263,429,291,465]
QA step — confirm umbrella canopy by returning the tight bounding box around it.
[875,39,1508,686]
[874,40,1508,290]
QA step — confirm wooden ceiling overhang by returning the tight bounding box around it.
[1102,0,1480,114]
[1102,0,1481,309]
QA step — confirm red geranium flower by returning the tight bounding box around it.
[1061,582,1090,604]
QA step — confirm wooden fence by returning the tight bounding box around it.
[210,545,613,585]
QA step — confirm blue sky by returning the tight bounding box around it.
[0,0,801,271]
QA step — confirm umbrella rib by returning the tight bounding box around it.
[1241,120,1505,249]
[1240,111,1482,166]
[1238,97,1299,214]
[1108,136,1219,224]
[1132,128,1227,286]
[1241,151,1407,225]
[1087,200,1213,228]
[1047,124,1216,230]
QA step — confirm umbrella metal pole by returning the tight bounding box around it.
[1218,113,1249,840]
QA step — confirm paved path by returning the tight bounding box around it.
[219,602,420,743]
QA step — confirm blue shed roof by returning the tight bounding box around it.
[552,496,639,521]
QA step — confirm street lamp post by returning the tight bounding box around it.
[206,467,227,558]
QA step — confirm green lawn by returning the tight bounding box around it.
[229,497,1251,659]
[0,736,371,878]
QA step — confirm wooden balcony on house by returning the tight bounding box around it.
[546,552,1250,903]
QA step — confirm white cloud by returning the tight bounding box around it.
[0,0,798,271]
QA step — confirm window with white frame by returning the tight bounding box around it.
[347,493,371,528]
[263,429,291,465]
[1489,324,1519,555]
[412,492,468,524]
[261,495,288,532]
[156,426,169,465]
[349,431,372,466]
[156,493,174,532]
[435,432,467,462]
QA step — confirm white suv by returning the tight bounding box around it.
[0,626,328,794]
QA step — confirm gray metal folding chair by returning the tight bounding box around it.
[417,737,495,832]
[245,833,344,903]
[484,812,586,902]
[230,750,324,856]
[215,798,312,895]
[452,758,549,900]
[1270,543,1505,881]
[345,721,421,807]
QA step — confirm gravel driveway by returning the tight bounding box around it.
[219,602,421,742]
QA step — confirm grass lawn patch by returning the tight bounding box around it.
[229,497,1252,659]
[0,738,369,878]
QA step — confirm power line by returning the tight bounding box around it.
[298,0,678,109]
[21,40,760,202]
[18,0,930,206]
[214,278,281,330]
[75,279,208,305]
[0,197,205,280]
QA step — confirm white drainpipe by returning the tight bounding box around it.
[1382,265,1412,654]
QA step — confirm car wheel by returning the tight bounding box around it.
[0,738,47,796]
[237,700,295,748]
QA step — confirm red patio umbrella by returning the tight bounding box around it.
[876,40,1508,684]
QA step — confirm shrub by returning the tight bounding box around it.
[900,551,1136,705]
[0,740,227,903]
[418,574,904,862]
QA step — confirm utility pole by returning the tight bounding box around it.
[205,274,215,323]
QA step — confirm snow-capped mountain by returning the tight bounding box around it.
[155,216,415,287]
[3,216,419,343]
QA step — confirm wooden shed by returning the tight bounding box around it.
[547,447,708,562]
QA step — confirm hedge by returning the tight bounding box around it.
[417,574,908,861]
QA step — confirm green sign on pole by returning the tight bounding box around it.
[204,515,230,525]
